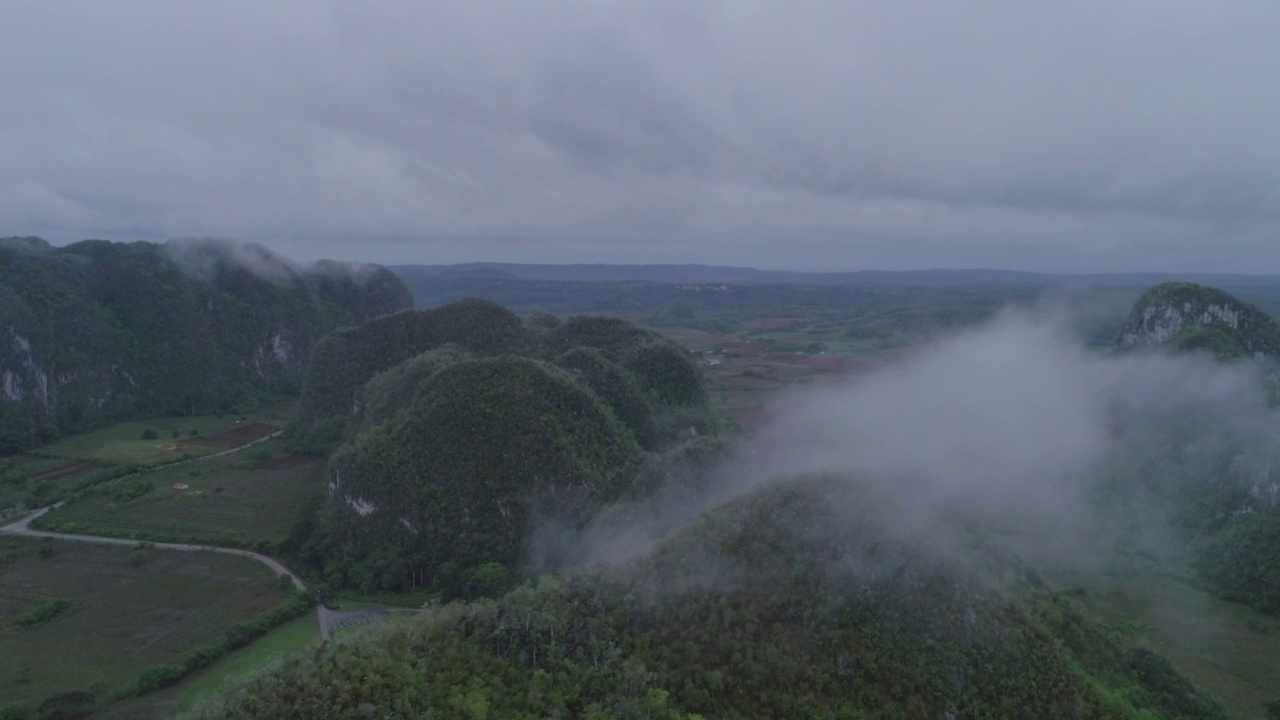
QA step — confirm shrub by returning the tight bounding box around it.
[134,664,185,694]
[14,599,72,628]
[140,428,158,441]
[113,479,152,502]
[33,690,95,720]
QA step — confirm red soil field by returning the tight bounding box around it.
[30,460,100,482]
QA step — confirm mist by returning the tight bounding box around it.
[541,304,1280,578]
[164,236,384,283]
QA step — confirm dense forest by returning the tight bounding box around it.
[195,479,1227,720]
[0,237,411,452]
[287,300,725,594]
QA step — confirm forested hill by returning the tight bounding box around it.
[0,237,411,452]
[288,299,724,594]
[197,478,1227,720]
[1117,281,1280,362]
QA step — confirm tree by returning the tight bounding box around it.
[467,563,511,600]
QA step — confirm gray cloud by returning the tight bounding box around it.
[550,306,1279,575]
[4,1,1280,270]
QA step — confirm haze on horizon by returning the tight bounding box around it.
[4,1,1280,273]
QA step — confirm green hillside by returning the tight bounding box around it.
[287,299,722,594]
[192,478,1225,720]
[314,356,642,592]
[0,237,411,452]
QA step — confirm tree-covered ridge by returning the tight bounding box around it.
[311,356,644,591]
[290,299,715,454]
[193,479,1226,720]
[0,237,411,452]
[1117,282,1280,361]
[288,299,722,593]
[289,299,530,451]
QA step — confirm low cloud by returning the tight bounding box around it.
[164,237,384,282]
[554,304,1279,574]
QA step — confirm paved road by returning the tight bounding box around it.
[0,428,305,593]
[0,505,307,591]
[0,429,436,643]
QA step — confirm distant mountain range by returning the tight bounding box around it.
[393,262,1280,289]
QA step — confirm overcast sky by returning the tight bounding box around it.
[4,1,1280,271]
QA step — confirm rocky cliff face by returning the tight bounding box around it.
[1116,282,1280,362]
[0,237,412,451]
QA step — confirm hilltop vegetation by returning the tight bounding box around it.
[289,298,529,451]
[1117,282,1280,362]
[0,237,411,452]
[288,298,721,594]
[193,479,1226,720]
[314,356,643,589]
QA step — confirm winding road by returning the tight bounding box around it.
[0,429,374,639]
[0,505,306,590]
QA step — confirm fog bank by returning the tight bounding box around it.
[550,306,1280,572]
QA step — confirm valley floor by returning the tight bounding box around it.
[1048,567,1280,719]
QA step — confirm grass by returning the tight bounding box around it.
[31,400,297,468]
[1048,567,1280,719]
[165,613,320,714]
[0,535,289,713]
[0,456,117,522]
[35,443,324,547]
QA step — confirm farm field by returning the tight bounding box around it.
[654,321,881,434]
[34,440,324,548]
[0,535,290,716]
[30,401,296,468]
[103,613,323,720]
[12,455,107,482]
[0,456,115,522]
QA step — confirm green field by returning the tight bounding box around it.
[30,401,296,468]
[156,613,319,717]
[35,441,324,548]
[0,456,115,522]
[1050,568,1280,720]
[0,535,291,714]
